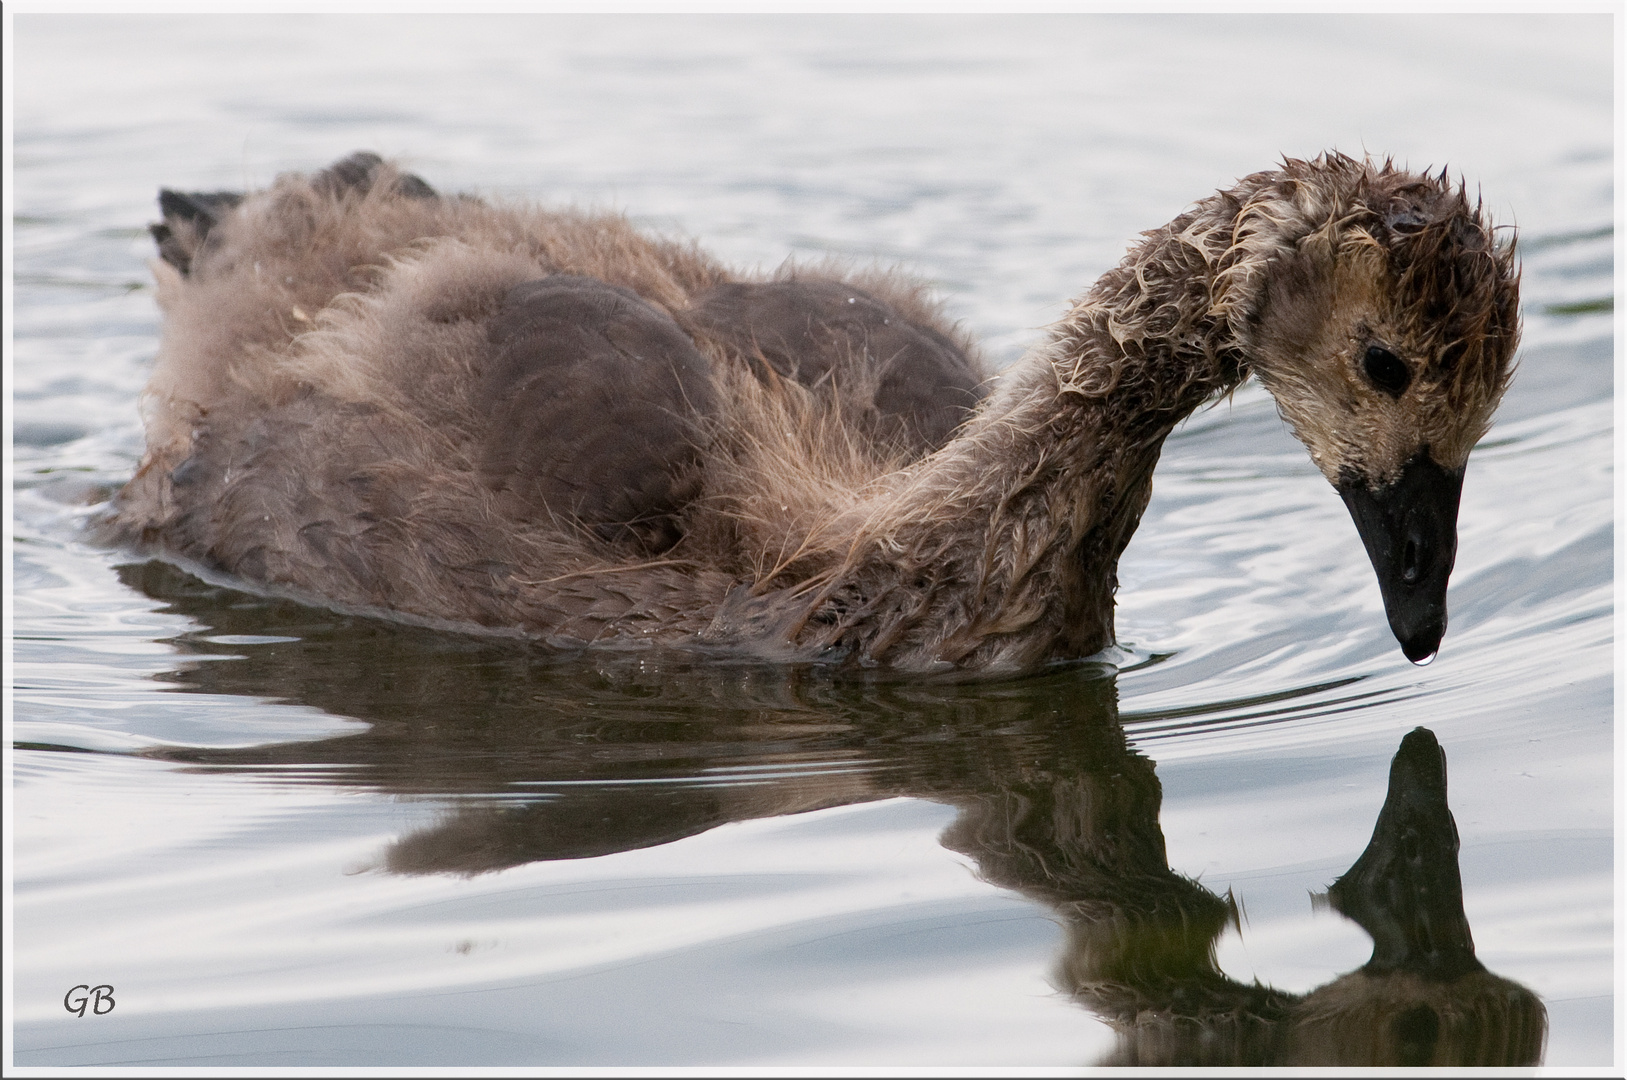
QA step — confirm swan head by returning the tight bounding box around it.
[1226,156,1520,663]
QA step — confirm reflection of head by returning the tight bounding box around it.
[944,724,1544,1067]
[1289,968,1545,1067]
[1289,728,1546,1066]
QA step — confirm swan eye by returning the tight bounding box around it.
[1363,345,1412,398]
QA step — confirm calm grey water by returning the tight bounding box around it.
[10,14,1615,1068]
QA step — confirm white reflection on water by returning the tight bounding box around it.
[9,12,1615,1068]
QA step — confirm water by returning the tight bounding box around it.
[10,13,1614,1067]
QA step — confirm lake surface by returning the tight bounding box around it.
[9,13,1615,1069]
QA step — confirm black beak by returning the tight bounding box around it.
[1338,451,1465,664]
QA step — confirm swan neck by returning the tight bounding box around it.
[1048,192,1254,424]
[772,191,1261,670]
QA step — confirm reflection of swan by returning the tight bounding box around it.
[127,565,1542,1065]
[101,150,1517,670]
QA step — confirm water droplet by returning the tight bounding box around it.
[1411,650,1437,667]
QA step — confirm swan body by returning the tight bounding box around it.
[102,152,1518,672]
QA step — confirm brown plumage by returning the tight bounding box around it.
[99,151,1519,672]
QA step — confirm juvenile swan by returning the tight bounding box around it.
[103,151,1518,671]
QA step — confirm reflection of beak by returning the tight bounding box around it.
[1338,452,1465,664]
[1329,726,1484,980]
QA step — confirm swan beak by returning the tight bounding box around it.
[1338,451,1465,664]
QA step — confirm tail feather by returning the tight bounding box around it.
[149,189,243,275]
[148,151,436,276]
